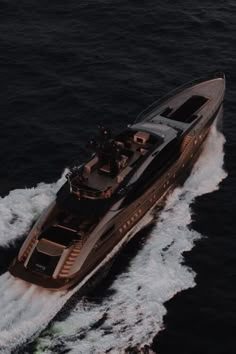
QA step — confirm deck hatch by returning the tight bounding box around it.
[169,95,208,122]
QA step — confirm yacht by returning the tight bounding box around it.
[9,72,225,290]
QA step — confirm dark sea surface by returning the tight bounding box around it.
[0,0,235,353]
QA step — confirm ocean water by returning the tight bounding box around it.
[0,1,235,353]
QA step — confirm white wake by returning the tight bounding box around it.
[0,125,227,353]
[0,172,66,247]
[35,125,227,353]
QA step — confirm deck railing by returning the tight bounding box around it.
[70,184,104,199]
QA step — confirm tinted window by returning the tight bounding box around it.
[99,225,115,242]
[170,95,208,122]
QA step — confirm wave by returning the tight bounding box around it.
[32,125,227,353]
[0,172,66,247]
[0,124,227,353]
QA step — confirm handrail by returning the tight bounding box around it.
[134,71,225,124]
[66,162,113,200]
[71,184,103,199]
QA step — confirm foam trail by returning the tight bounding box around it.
[0,171,67,247]
[0,275,70,354]
[35,124,227,353]
[0,125,226,353]
[0,213,154,354]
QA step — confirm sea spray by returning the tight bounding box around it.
[34,125,227,353]
[0,125,226,353]
[0,171,67,247]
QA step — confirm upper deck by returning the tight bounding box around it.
[65,72,225,202]
[66,128,164,200]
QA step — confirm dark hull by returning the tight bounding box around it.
[9,103,223,291]
[9,73,225,291]
[72,106,223,290]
